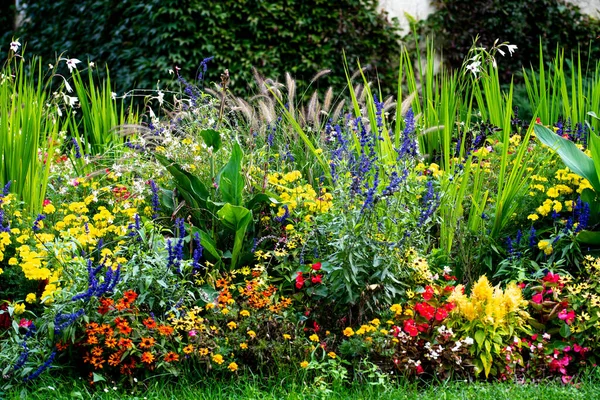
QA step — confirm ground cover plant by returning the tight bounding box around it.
[3,32,600,397]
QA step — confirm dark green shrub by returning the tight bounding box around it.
[5,1,402,97]
[420,0,600,81]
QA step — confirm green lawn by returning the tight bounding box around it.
[5,375,600,400]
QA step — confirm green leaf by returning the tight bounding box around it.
[199,128,222,152]
[217,204,252,269]
[560,323,571,338]
[534,124,600,191]
[576,230,600,245]
[92,373,106,382]
[474,330,485,348]
[246,193,278,210]
[191,228,221,261]
[218,142,244,206]
[155,154,209,209]
[480,353,492,378]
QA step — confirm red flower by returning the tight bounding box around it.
[311,274,322,284]
[422,286,434,301]
[434,308,448,321]
[415,302,435,320]
[295,272,305,289]
[535,117,541,124]
[542,272,561,283]
[403,319,419,337]
[311,262,322,271]
[416,365,424,374]
[532,293,543,304]
[43,199,51,206]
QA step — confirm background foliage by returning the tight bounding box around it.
[420,0,600,82]
[1,0,402,97]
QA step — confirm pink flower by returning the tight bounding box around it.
[532,293,543,304]
[543,271,561,283]
[18,319,32,328]
[188,330,197,337]
[558,309,575,325]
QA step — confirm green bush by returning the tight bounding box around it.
[420,0,600,82]
[5,0,402,97]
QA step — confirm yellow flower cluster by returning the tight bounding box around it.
[267,171,334,219]
[448,276,529,328]
[528,168,592,221]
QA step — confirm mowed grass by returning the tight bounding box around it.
[4,374,600,400]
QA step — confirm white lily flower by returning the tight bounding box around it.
[497,48,505,56]
[465,61,481,76]
[10,40,20,52]
[506,44,518,56]
[111,92,117,100]
[66,58,81,73]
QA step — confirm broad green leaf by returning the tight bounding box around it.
[217,204,252,269]
[218,142,244,206]
[191,228,221,261]
[480,353,492,378]
[199,128,222,152]
[474,330,485,348]
[534,124,600,191]
[559,323,571,338]
[246,193,278,210]
[577,230,600,245]
[155,154,209,208]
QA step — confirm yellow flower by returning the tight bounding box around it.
[239,310,250,317]
[327,352,336,359]
[283,334,292,340]
[13,303,25,315]
[300,361,309,368]
[227,321,237,330]
[343,327,354,337]
[198,348,209,356]
[247,330,256,338]
[212,354,224,364]
[205,303,215,310]
[240,343,248,349]
[472,276,493,302]
[309,334,319,342]
[527,214,539,221]
[25,293,36,303]
[228,362,238,372]
[369,318,380,327]
[221,308,230,315]
[390,304,402,315]
[285,224,294,232]
[183,345,194,354]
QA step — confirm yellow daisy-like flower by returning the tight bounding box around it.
[227,321,237,330]
[228,362,238,372]
[240,343,248,349]
[283,334,292,340]
[212,354,224,364]
[300,361,309,368]
[183,344,194,354]
[247,330,256,338]
[343,327,354,337]
[239,310,250,317]
[198,348,209,356]
[309,334,319,342]
[327,352,336,359]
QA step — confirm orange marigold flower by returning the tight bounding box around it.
[141,352,155,364]
[100,324,114,336]
[108,353,121,367]
[139,337,156,349]
[90,356,105,369]
[105,337,118,349]
[115,298,128,311]
[98,298,114,315]
[157,325,174,336]
[183,344,194,354]
[56,341,69,351]
[122,290,138,304]
[91,346,103,356]
[215,278,229,288]
[118,324,132,336]
[118,338,133,349]
[86,335,99,345]
[164,352,179,362]
[143,317,157,329]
